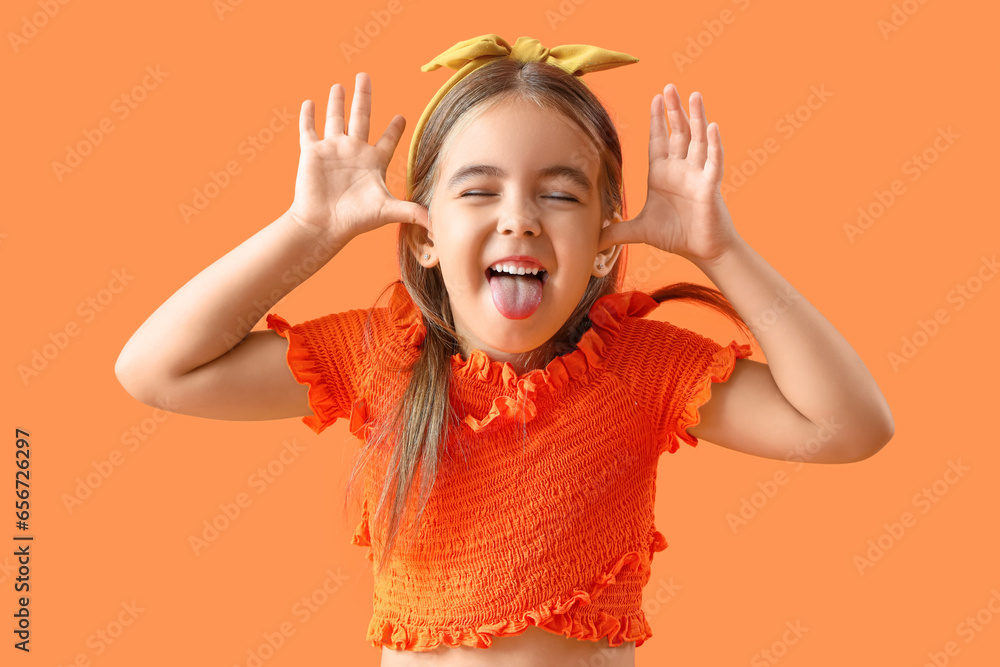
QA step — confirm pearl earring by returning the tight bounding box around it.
[424,254,430,259]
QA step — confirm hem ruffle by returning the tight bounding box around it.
[351,498,374,561]
[668,339,754,454]
[265,313,341,435]
[384,282,664,434]
[367,544,657,652]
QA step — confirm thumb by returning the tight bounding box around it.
[598,213,645,253]
[384,200,430,230]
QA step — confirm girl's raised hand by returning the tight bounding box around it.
[599,84,740,266]
[286,72,429,241]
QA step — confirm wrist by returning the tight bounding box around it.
[281,208,352,255]
[692,233,748,274]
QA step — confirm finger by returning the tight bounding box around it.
[324,83,345,139]
[663,84,690,159]
[687,91,708,167]
[597,216,644,253]
[705,122,724,183]
[348,72,372,142]
[386,200,430,230]
[649,94,670,163]
[299,99,318,147]
[373,114,406,167]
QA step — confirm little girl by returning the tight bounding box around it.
[116,34,894,667]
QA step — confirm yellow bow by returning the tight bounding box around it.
[405,34,639,200]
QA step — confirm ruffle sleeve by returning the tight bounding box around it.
[265,308,372,435]
[615,314,753,455]
[668,339,754,454]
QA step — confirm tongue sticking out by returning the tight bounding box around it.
[489,273,544,319]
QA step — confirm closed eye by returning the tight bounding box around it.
[460,192,579,202]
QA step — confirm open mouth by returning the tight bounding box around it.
[485,266,549,285]
[485,265,548,320]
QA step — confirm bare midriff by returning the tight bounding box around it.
[379,626,636,666]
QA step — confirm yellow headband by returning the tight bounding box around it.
[405,33,639,200]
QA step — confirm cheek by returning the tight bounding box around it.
[561,233,599,269]
[435,227,485,283]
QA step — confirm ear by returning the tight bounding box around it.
[404,217,438,268]
[593,212,625,278]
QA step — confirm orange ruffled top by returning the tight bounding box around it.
[265,281,752,652]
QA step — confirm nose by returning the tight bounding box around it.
[497,195,542,237]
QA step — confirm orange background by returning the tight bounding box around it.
[4,0,999,665]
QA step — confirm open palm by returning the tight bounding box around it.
[599,84,739,266]
[287,73,429,241]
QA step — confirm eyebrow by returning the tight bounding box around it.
[445,163,593,194]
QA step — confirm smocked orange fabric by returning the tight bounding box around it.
[266,282,752,652]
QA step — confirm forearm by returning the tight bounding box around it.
[694,235,894,443]
[116,210,349,380]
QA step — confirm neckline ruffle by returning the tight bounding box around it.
[384,281,662,434]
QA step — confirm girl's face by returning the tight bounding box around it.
[411,98,622,371]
